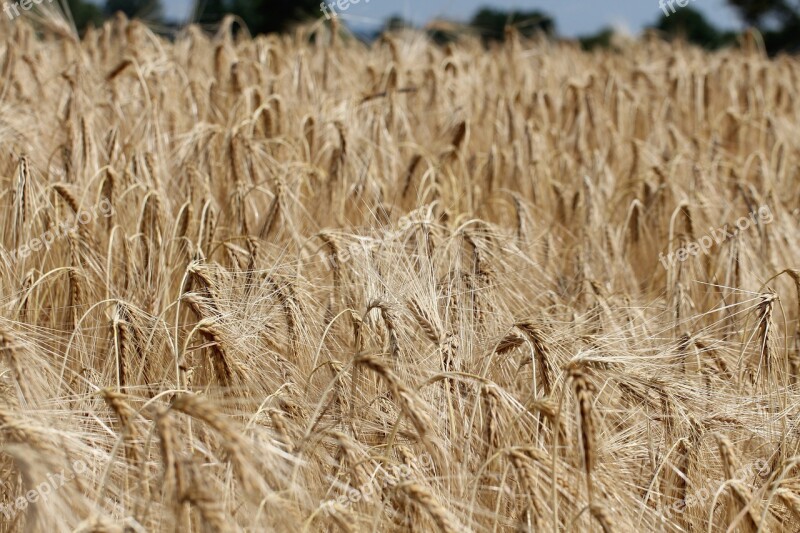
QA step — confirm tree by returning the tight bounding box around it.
[192,0,228,26]
[653,6,736,49]
[726,0,798,26]
[382,15,411,33]
[469,8,554,42]
[726,0,800,53]
[230,0,320,35]
[104,0,163,22]
[367,15,413,40]
[579,27,615,51]
[192,0,321,35]
[66,0,104,32]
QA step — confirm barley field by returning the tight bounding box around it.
[0,12,799,533]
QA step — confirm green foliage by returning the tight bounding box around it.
[654,6,736,49]
[469,8,554,42]
[67,0,104,31]
[192,0,320,35]
[760,20,800,53]
[104,0,163,21]
[192,0,228,26]
[426,27,458,46]
[382,15,411,33]
[230,0,320,35]
[726,0,800,53]
[726,0,796,26]
[579,27,615,50]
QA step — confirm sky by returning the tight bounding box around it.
[155,1,743,38]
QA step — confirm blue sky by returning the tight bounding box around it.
[141,1,743,37]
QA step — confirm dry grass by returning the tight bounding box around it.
[0,11,798,532]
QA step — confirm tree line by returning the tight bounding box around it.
[62,1,800,55]
[64,0,322,34]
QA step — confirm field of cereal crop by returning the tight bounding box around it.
[0,12,798,532]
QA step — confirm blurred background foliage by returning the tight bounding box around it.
[57,0,800,54]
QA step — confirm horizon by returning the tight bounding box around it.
[91,1,743,38]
